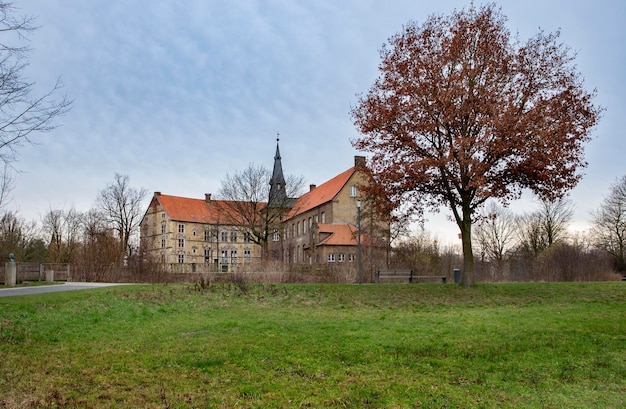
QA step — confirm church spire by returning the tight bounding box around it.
[269,134,287,207]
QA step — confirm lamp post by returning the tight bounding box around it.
[357,200,362,284]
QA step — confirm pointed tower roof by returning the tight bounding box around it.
[270,137,286,186]
[269,135,287,207]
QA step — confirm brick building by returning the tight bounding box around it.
[139,141,388,272]
[276,156,377,265]
[139,193,264,272]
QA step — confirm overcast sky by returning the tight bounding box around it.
[10,0,626,244]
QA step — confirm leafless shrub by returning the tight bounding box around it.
[227,272,250,295]
[194,273,214,291]
[390,231,441,276]
[530,241,618,281]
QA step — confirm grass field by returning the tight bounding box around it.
[0,282,624,408]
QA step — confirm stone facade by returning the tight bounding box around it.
[139,146,388,271]
[275,156,377,265]
[140,193,263,272]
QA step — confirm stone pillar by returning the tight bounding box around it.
[4,253,16,287]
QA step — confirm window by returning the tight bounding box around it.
[221,250,228,264]
[350,185,357,197]
[297,222,301,236]
[178,238,184,248]
[161,239,165,248]
[204,230,210,241]
[327,253,335,262]
[178,254,184,264]
[244,249,251,259]
[321,212,326,223]
[161,224,166,234]
[338,253,345,262]
[273,229,279,242]
[192,229,197,236]
[230,231,237,243]
[231,250,238,264]
[348,254,356,262]
[178,224,184,233]
[221,231,228,242]
[244,232,251,243]
[303,219,307,234]
[204,248,211,262]
[309,217,312,228]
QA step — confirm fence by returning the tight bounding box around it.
[1,260,371,285]
[0,263,71,284]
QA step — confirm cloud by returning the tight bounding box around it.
[8,0,626,243]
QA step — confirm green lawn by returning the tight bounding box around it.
[1,282,624,408]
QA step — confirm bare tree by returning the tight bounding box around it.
[40,206,85,263]
[82,208,107,239]
[390,228,440,275]
[474,202,517,264]
[79,208,119,268]
[41,208,65,263]
[218,163,304,257]
[0,163,14,211]
[515,211,545,258]
[64,207,83,263]
[96,173,148,260]
[0,209,40,261]
[539,199,574,247]
[517,198,573,257]
[0,2,71,166]
[592,175,626,272]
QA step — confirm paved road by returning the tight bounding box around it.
[0,282,126,297]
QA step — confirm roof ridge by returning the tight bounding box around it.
[285,166,356,220]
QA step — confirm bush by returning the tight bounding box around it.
[531,242,619,281]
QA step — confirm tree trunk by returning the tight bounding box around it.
[459,207,475,286]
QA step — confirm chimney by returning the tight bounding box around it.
[354,155,366,168]
[309,184,317,192]
[205,193,212,203]
[154,192,161,197]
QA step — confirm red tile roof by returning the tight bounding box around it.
[156,195,211,223]
[286,167,355,220]
[155,194,265,225]
[317,223,361,246]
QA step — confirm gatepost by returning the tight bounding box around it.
[46,269,54,282]
[5,253,16,287]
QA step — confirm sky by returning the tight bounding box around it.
[8,0,626,245]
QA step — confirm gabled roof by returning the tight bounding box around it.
[155,195,212,223]
[286,167,355,220]
[317,223,361,246]
[153,194,265,225]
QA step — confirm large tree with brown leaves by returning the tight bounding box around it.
[351,4,601,285]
